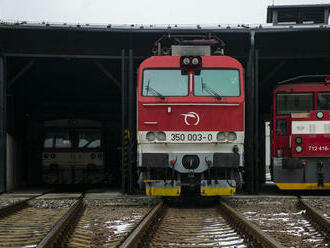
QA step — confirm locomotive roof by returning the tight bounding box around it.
[277,75,330,85]
[274,75,330,92]
[139,55,243,69]
[274,83,330,93]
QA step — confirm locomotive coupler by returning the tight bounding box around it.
[188,171,195,178]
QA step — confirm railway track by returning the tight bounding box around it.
[62,200,152,247]
[299,197,330,239]
[0,193,43,218]
[1,194,329,247]
[225,196,330,248]
[120,199,283,248]
[0,193,157,247]
[0,193,81,248]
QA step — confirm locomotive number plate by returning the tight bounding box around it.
[308,145,330,152]
[170,133,215,142]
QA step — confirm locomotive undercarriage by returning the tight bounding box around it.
[272,157,330,190]
[139,165,242,196]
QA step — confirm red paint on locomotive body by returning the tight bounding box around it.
[137,56,245,132]
[272,83,330,159]
[137,54,245,196]
[271,80,330,190]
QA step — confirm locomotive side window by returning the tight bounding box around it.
[317,92,330,110]
[276,93,314,115]
[78,130,102,148]
[142,69,188,97]
[194,69,240,97]
[276,119,287,136]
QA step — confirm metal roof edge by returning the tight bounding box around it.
[267,4,330,10]
[0,21,329,33]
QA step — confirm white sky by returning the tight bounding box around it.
[0,0,329,25]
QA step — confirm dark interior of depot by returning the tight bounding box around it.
[1,11,330,193]
[6,58,123,190]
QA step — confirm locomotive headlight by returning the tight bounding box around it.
[295,146,303,153]
[90,153,96,159]
[295,136,303,144]
[191,57,199,65]
[317,111,324,119]
[43,153,49,159]
[216,132,226,141]
[183,57,190,65]
[156,131,166,141]
[227,132,237,141]
[146,131,156,141]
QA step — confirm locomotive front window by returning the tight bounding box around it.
[78,130,102,148]
[44,130,71,148]
[142,69,188,97]
[194,69,240,97]
[317,92,330,110]
[276,93,314,115]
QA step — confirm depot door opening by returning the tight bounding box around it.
[6,57,122,190]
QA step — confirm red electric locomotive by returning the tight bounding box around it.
[137,36,245,196]
[271,75,330,190]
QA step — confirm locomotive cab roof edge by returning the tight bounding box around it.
[275,75,330,85]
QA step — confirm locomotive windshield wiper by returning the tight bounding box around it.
[201,79,222,100]
[146,80,165,99]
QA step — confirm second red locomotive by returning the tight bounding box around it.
[271,75,330,190]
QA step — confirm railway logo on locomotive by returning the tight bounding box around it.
[181,112,200,126]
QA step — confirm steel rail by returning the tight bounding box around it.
[0,193,45,218]
[36,194,85,248]
[299,198,330,237]
[218,199,284,248]
[119,201,164,248]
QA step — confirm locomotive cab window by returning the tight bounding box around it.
[194,69,240,97]
[317,92,330,110]
[142,69,188,97]
[276,93,314,115]
[44,130,72,148]
[77,130,102,148]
